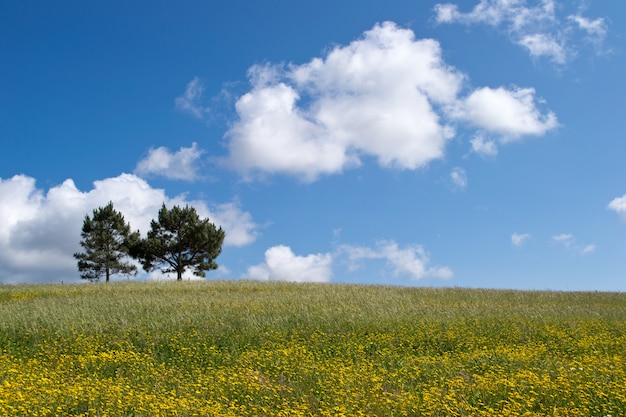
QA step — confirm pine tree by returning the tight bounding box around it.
[133,204,225,281]
[74,202,140,282]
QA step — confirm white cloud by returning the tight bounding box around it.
[568,15,607,48]
[551,233,575,248]
[222,22,556,181]
[433,0,608,64]
[581,244,596,255]
[135,142,204,181]
[0,174,259,283]
[244,245,333,282]
[551,233,594,255]
[607,195,626,219]
[339,240,453,280]
[207,201,260,247]
[470,135,498,157]
[511,232,531,247]
[175,77,210,119]
[450,167,468,190]
[458,86,558,139]
[518,33,567,64]
[224,22,463,181]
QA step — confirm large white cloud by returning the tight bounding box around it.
[135,142,204,181]
[244,245,333,282]
[224,22,463,181]
[433,0,608,65]
[220,21,557,181]
[0,174,259,283]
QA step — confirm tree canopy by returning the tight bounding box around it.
[133,204,225,281]
[74,202,140,282]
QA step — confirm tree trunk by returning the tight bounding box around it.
[177,269,183,281]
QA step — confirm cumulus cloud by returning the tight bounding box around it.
[607,195,626,220]
[175,77,210,119]
[433,0,608,64]
[0,174,259,283]
[244,245,333,282]
[135,143,204,181]
[225,22,464,181]
[511,232,531,247]
[208,201,260,247]
[450,167,468,190]
[339,240,453,280]
[456,86,558,139]
[551,233,594,255]
[222,21,557,181]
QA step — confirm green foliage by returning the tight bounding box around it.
[73,202,140,283]
[133,204,225,280]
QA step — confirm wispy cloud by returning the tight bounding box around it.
[433,0,609,65]
[450,167,468,190]
[135,143,204,181]
[338,240,453,280]
[223,22,557,182]
[511,233,531,247]
[551,233,595,255]
[175,77,210,119]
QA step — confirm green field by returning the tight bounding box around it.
[0,281,624,416]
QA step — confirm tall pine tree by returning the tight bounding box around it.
[133,204,225,281]
[74,202,140,282]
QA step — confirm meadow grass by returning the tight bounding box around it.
[0,280,624,416]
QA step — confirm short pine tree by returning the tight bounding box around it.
[74,202,140,282]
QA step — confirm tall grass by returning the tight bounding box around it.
[0,281,625,416]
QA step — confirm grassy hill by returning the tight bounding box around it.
[0,281,625,416]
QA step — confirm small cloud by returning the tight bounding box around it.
[518,33,567,65]
[470,134,498,157]
[511,233,531,247]
[244,245,333,282]
[135,143,204,181]
[581,244,596,255]
[551,233,594,255]
[450,167,468,190]
[608,195,626,220]
[456,86,559,139]
[551,233,575,248]
[175,77,210,119]
[338,240,452,280]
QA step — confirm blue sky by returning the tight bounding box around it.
[1,0,625,290]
